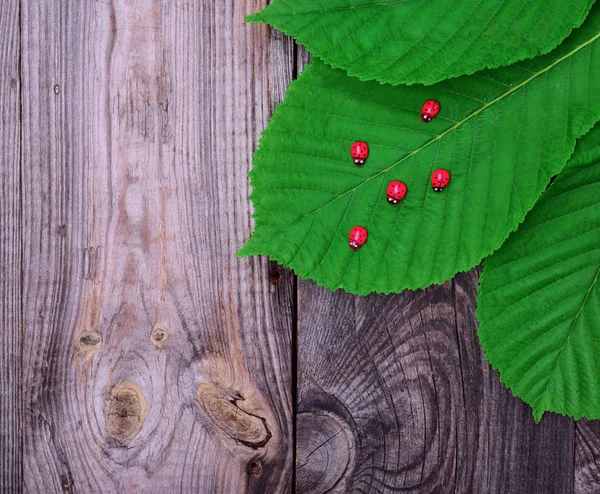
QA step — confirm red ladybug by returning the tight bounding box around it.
[350,141,369,165]
[421,100,440,123]
[386,180,407,205]
[349,226,368,250]
[431,169,451,192]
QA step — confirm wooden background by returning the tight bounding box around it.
[1,1,600,492]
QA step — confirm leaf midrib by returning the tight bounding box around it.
[275,30,600,234]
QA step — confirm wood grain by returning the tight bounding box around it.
[576,420,600,493]
[20,0,293,491]
[8,0,600,492]
[297,271,575,493]
[0,0,22,490]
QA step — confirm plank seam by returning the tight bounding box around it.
[291,39,299,494]
[18,0,24,489]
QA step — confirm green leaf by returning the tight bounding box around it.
[239,8,600,295]
[247,0,595,86]
[477,125,600,422]
[566,123,600,170]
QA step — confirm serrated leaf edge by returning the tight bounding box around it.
[240,29,600,294]
[246,1,594,86]
[476,165,600,423]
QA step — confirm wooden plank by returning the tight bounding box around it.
[20,0,293,491]
[0,0,22,490]
[576,420,600,493]
[297,271,575,493]
[292,47,576,493]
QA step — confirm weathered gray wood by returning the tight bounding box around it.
[20,1,293,491]
[0,1,21,491]
[576,420,600,493]
[297,271,575,493]
[12,0,600,491]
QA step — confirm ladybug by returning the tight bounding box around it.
[349,226,368,250]
[420,99,440,123]
[431,169,451,192]
[350,141,369,165]
[386,180,407,205]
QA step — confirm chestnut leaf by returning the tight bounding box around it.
[478,123,600,422]
[239,8,600,295]
[248,0,595,86]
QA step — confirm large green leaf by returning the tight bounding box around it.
[477,125,600,422]
[239,8,600,295]
[248,0,595,86]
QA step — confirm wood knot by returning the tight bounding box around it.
[105,381,147,445]
[196,383,271,449]
[54,84,60,95]
[268,262,282,286]
[151,324,168,347]
[297,412,353,492]
[77,330,102,353]
[60,473,72,490]
[247,458,263,476]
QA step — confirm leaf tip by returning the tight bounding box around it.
[236,243,253,258]
[245,12,264,24]
[237,235,264,258]
[532,408,545,424]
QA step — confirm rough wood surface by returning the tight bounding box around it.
[4,0,600,492]
[576,420,600,493]
[297,271,575,493]
[0,0,22,490]
[19,0,293,491]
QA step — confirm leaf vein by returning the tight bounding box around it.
[532,266,600,408]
